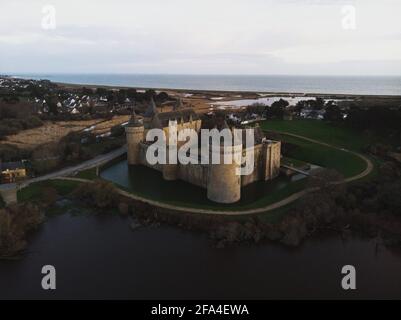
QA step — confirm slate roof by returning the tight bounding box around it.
[0,161,25,171]
[153,108,199,128]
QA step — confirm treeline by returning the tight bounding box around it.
[0,101,43,140]
[0,116,43,139]
[0,203,44,257]
[326,99,401,145]
[81,87,169,105]
[0,80,57,101]
[345,105,401,137]
[264,98,328,119]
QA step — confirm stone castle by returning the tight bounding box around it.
[125,98,281,204]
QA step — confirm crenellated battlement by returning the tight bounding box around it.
[125,100,281,204]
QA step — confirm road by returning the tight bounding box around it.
[0,145,127,191]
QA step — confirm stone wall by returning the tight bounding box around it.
[241,144,264,187]
[179,163,208,188]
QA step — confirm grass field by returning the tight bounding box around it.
[280,134,367,178]
[18,179,81,203]
[261,119,371,152]
[260,119,372,178]
[75,167,98,180]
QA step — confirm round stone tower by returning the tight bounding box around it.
[125,111,144,165]
[207,142,242,204]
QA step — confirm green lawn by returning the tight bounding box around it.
[280,134,367,178]
[18,180,82,203]
[75,167,98,180]
[260,119,372,178]
[260,119,371,152]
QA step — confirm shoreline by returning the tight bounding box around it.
[53,80,401,99]
[7,75,400,98]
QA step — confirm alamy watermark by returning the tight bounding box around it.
[41,5,57,30]
[41,265,56,290]
[145,124,255,176]
[341,265,356,290]
[341,5,356,30]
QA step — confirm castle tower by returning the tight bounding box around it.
[262,140,281,180]
[125,111,144,165]
[162,119,179,180]
[207,129,242,204]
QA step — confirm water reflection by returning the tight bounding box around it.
[100,160,307,209]
[1,213,401,299]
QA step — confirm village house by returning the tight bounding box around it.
[0,160,27,184]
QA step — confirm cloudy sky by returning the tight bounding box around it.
[1,0,401,75]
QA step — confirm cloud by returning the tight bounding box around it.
[0,0,400,75]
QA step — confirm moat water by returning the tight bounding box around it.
[99,160,307,210]
[1,213,401,299]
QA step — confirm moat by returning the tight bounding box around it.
[100,159,309,210]
[1,212,401,299]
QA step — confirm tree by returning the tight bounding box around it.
[265,99,289,119]
[310,97,325,110]
[96,87,108,96]
[73,180,119,209]
[294,101,307,116]
[0,204,44,257]
[272,98,289,109]
[324,104,343,122]
[126,88,137,99]
[82,87,93,95]
[45,95,59,115]
[156,92,169,103]
[378,180,401,215]
[116,90,127,104]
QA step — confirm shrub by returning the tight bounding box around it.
[110,124,125,137]
[24,116,43,129]
[0,203,44,257]
[0,144,29,161]
[73,180,119,209]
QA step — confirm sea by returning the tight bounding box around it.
[14,74,401,96]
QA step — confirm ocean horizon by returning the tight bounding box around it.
[13,73,401,96]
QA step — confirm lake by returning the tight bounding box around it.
[1,213,401,299]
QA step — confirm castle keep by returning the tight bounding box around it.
[125,98,281,204]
